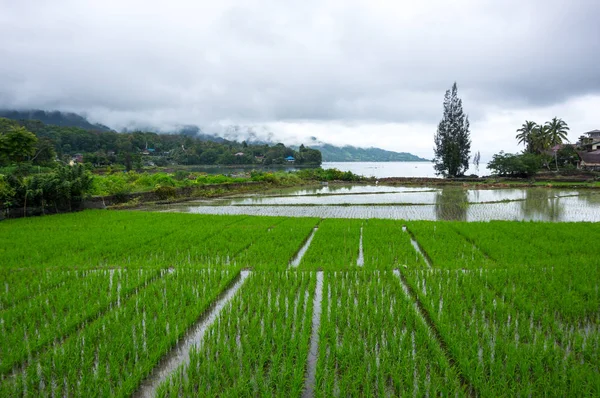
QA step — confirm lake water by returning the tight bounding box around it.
[186,161,491,178]
[157,184,600,222]
[321,161,492,178]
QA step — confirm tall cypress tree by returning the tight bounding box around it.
[433,82,471,177]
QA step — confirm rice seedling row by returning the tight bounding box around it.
[316,271,463,396]
[194,217,288,266]
[473,266,600,366]
[156,271,315,397]
[0,268,238,397]
[403,268,599,396]
[361,219,425,269]
[406,222,494,269]
[451,221,600,268]
[0,269,72,310]
[299,219,363,270]
[234,217,320,270]
[0,268,159,376]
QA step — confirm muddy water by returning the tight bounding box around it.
[290,227,318,267]
[156,185,600,222]
[134,270,251,398]
[302,271,324,398]
[403,226,432,268]
[357,227,364,267]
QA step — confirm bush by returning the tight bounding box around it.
[487,152,542,177]
[154,185,177,200]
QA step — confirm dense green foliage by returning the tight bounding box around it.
[433,82,471,177]
[1,117,321,169]
[515,118,570,156]
[0,164,93,214]
[486,151,542,177]
[1,211,599,396]
[489,117,576,176]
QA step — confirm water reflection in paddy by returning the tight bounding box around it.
[157,185,600,222]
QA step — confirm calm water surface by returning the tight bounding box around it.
[157,184,600,222]
[185,161,490,178]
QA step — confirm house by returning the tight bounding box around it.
[255,155,265,162]
[72,153,83,163]
[577,150,600,171]
[234,152,245,157]
[285,156,295,163]
[142,148,155,155]
[584,129,600,140]
[581,129,600,150]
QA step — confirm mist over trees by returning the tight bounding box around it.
[1,118,321,170]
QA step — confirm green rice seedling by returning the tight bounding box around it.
[315,271,463,396]
[299,219,363,270]
[0,268,238,397]
[361,219,425,269]
[156,271,315,397]
[406,221,494,269]
[0,269,72,310]
[403,268,600,396]
[0,268,158,375]
[235,217,320,270]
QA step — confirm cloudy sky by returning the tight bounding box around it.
[1,0,599,160]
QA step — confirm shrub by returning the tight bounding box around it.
[154,185,177,200]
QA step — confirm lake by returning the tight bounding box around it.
[157,184,600,222]
[321,161,492,178]
[183,161,492,178]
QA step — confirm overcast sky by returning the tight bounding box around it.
[1,0,599,160]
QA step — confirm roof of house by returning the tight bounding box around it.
[585,129,600,135]
[285,156,295,160]
[578,150,600,164]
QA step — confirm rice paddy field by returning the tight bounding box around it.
[164,185,600,222]
[1,210,599,397]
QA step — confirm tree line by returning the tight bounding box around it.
[431,82,581,178]
[2,118,321,169]
[488,118,578,177]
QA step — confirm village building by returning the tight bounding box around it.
[577,129,600,170]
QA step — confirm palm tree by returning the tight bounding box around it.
[516,121,538,153]
[545,117,570,170]
[532,124,551,153]
[545,117,570,146]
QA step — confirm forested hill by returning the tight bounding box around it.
[0,110,112,132]
[311,144,429,162]
[0,117,321,169]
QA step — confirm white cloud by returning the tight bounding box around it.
[0,0,599,154]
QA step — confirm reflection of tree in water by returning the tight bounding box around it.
[520,189,563,221]
[435,188,469,221]
[578,192,600,206]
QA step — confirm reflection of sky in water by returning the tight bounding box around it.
[260,185,436,196]
[165,185,600,222]
[230,192,440,205]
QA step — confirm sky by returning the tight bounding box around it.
[1,0,599,161]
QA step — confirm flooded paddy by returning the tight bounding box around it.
[157,185,600,222]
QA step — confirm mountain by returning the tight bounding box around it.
[0,109,427,162]
[310,144,429,162]
[0,109,113,131]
